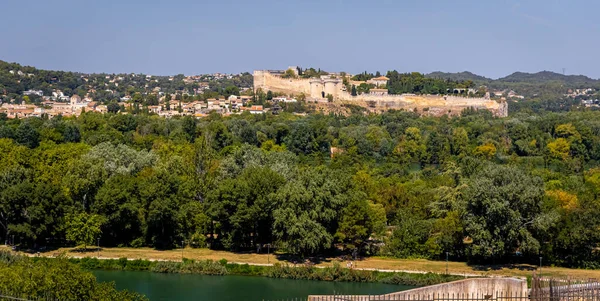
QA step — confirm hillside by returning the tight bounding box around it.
[0,60,252,104]
[498,71,599,85]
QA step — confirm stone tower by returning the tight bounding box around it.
[323,78,341,99]
[309,79,324,98]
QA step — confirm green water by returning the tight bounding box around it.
[93,270,413,301]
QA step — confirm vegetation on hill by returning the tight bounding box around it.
[497,71,599,85]
[0,251,146,300]
[386,71,477,95]
[426,71,492,83]
[1,105,600,268]
[0,60,252,105]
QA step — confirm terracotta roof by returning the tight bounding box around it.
[371,76,389,81]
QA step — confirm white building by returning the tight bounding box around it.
[23,90,43,96]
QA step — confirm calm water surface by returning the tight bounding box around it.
[93,270,413,301]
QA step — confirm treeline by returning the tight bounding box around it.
[2,109,600,268]
[386,71,476,95]
[0,251,146,301]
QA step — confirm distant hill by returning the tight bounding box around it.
[426,71,491,82]
[498,71,599,85]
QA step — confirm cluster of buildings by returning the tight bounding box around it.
[564,88,599,107]
[1,66,256,119]
[0,93,271,119]
[0,95,107,118]
[566,88,596,98]
[149,95,266,117]
[489,89,525,100]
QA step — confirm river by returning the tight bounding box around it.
[93,270,413,301]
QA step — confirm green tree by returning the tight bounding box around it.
[451,127,469,156]
[15,121,40,148]
[182,116,197,142]
[462,164,557,259]
[107,102,120,113]
[272,168,350,256]
[393,127,425,163]
[66,212,105,250]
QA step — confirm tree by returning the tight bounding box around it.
[335,197,385,254]
[15,121,39,148]
[182,116,197,142]
[426,131,450,164]
[393,127,425,163]
[107,102,120,113]
[281,68,297,79]
[63,124,81,143]
[462,164,557,259]
[351,84,357,96]
[272,168,351,256]
[0,252,147,300]
[65,212,105,250]
[224,85,240,97]
[547,138,570,160]
[385,210,432,258]
[473,142,496,160]
[145,94,158,106]
[326,94,334,102]
[451,127,469,156]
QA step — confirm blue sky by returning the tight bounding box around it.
[1,0,598,78]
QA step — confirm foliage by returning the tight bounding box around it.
[66,212,105,250]
[2,109,600,268]
[387,71,474,95]
[0,252,146,301]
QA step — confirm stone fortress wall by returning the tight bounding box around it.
[253,70,508,117]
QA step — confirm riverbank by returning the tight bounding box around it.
[8,246,599,279]
[61,256,461,286]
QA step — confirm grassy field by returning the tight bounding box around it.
[6,246,600,279]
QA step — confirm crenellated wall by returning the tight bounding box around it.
[253,70,508,117]
[253,70,312,96]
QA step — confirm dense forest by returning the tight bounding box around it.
[2,103,600,268]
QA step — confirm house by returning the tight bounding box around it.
[95,105,108,113]
[249,105,264,114]
[148,106,161,114]
[23,90,43,96]
[367,76,389,87]
[70,95,82,105]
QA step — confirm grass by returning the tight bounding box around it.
[6,246,600,279]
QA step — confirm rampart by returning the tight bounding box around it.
[253,70,313,96]
[253,71,508,117]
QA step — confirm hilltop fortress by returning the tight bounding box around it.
[253,68,508,117]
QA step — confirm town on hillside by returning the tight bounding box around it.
[1,62,600,119]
